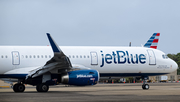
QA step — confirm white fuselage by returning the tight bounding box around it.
[0,46,178,78]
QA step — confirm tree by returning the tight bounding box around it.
[167,53,180,69]
[167,54,177,62]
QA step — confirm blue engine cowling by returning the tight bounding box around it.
[61,69,99,86]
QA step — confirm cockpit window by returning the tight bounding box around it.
[162,55,169,59]
[165,55,169,59]
[162,55,165,59]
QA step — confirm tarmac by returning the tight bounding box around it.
[1,81,180,102]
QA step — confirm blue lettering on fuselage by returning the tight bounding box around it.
[100,51,146,67]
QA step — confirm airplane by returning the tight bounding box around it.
[0,33,178,92]
[144,33,160,49]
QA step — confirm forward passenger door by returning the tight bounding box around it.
[147,50,156,65]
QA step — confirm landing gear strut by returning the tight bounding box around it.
[36,83,49,92]
[142,77,149,90]
[13,83,25,92]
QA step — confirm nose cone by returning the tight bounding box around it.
[171,59,178,71]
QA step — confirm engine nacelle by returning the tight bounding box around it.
[61,69,99,86]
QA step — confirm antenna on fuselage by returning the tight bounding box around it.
[129,42,131,47]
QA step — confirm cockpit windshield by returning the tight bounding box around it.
[162,55,169,59]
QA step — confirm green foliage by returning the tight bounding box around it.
[167,53,180,69]
[125,77,134,83]
[177,69,180,75]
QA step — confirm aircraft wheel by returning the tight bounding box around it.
[17,84,25,92]
[13,84,18,92]
[13,84,25,92]
[36,84,41,92]
[36,84,49,92]
[142,84,149,90]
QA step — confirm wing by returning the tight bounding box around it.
[26,33,72,79]
[144,33,160,49]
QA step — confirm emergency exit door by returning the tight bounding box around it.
[90,52,98,65]
[147,50,156,65]
[12,51,20,65]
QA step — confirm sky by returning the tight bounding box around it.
[0,0,180,54]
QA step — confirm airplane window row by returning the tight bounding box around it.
[0,55,90,59]
[68,55,90,59]
[21,55,90,59]
[1,55,8,58]
[21,55,52,59]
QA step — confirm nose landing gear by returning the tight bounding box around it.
[142,84,149,90]
[142,77,149,90]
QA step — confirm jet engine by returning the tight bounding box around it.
[61,69,99,86]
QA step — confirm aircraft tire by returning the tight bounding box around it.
[17,84,25,92]
[142,84,149,90]
[13,84,19,92]
[36,84,40,92]
[13,84,25,92]
[36,84,49,92]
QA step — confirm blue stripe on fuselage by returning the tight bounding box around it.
[0,73,168,79]
[0,74,27,79]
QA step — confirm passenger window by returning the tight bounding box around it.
[84,55,86,58]
[76,55,78,58]
[37,55,39,58]
[80,55,82,58]
[69,55,71,58]
[1,55,3,58]
[41,55,43,58]
[33,55,36,58]
[45,55,47,58]
[29,55,32,58]
[5,55,8,58]
[49,55,51,58]
[73,55,75,58]
[87,55,89,58]
[22,55,24,58]
[26,55,28,58]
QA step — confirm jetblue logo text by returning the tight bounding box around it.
[77,75,93,78]
[100,51,146,67]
